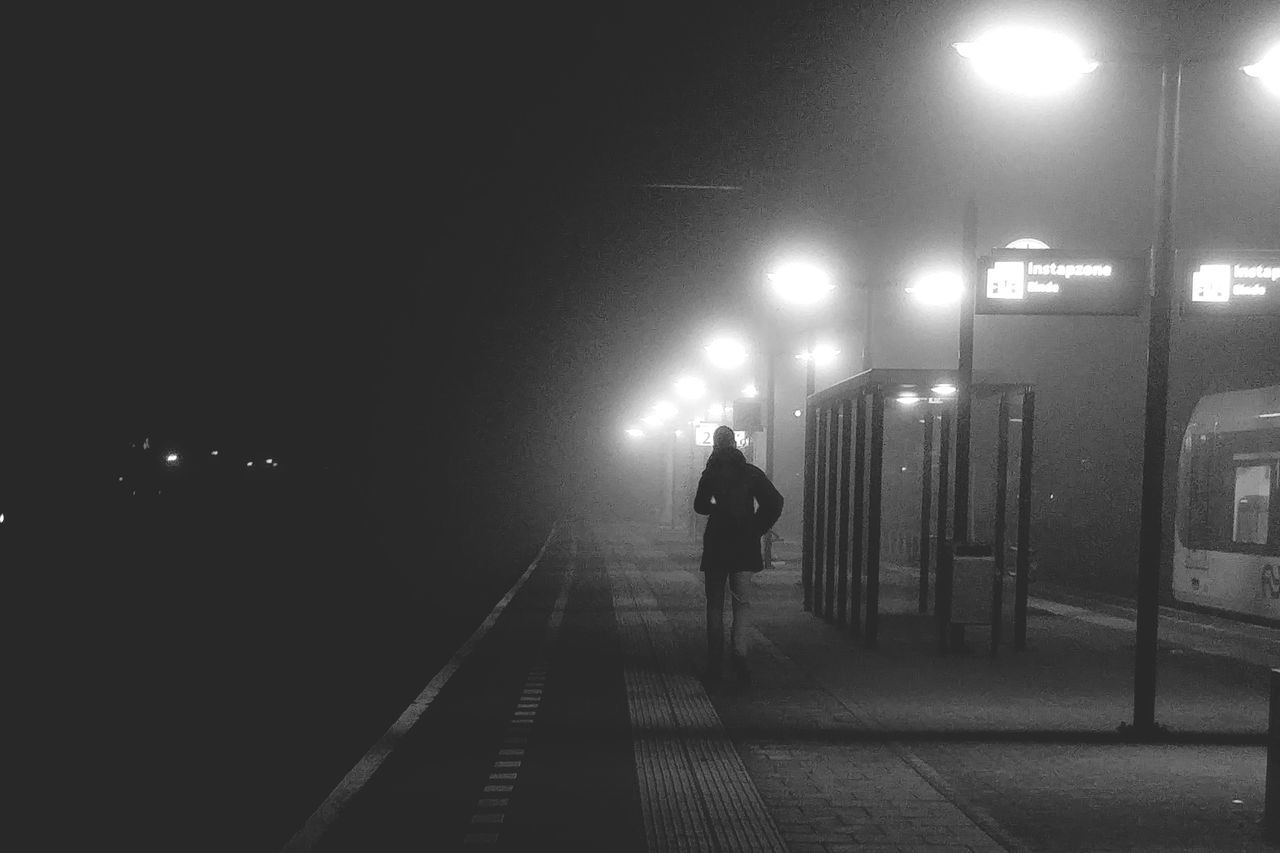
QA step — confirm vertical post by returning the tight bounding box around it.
[866,386,885,650]
[824,405,840,622]
[763,343,777,569]
[919,411,934,614]
[990,392,1010,657]
[1014,388,1035,651]
[1133,51,1182,737]
[814,406,830,618]
[837,398,853,626]
[955,200,978,544]
[936,405,954,654]
[1266,669,1280,842]
[801,400,818,612]
[862,284,874,371]
[662,429,675,526]
[849,393,868,635]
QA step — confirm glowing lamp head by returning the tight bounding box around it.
[704,337,748,370]
[674,375,706,401]
[625,428,645,439]
[796,344,840,367]
[165,452,180,465]
[1242,45,1280,95]
[907,271,963,306]
[896,394,922,406]
[954,27,1098,96]
[931,383,957,396]
[767,262,834,306]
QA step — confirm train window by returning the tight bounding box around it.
[1232,464,1271,545]
[1184,432,1280,555]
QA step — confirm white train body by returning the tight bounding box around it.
[1172,384,1280,622]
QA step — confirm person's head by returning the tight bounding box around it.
[712,425,737,451]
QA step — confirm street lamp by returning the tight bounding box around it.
[704,336,749,370]
[906,271,964,306]
[767,262,834,306]
[954,26,1275,737]
[1242,44,1280,95]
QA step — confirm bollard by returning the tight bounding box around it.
[1267,669,1279,842]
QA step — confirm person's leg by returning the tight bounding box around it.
[728,571,753,685]
[703,570,726,680]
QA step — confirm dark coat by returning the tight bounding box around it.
[693,447,784,573]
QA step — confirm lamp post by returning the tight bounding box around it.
[954,26,1279,737]
[764,261,835,570]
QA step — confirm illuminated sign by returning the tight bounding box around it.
[694,422,748,448]
[1185,253,1280,315]
[975,250,1143,315]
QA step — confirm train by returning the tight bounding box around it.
[1173,383,1280,622]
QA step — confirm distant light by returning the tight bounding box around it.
[272,462,279,467]
[741,383,759,398]
[0,513,4,523]
[897,394,922,405]
[767,262,834,306]
[165,452,179,464]
[652,401,678,421]
[931,384,957,395]
[1259,412,1280,419]
[247,461,254,467]
[907,272,963,306]
[625,428,645,439]
[211,450,219,456]
[674,375,706,401]
[1005,237,1051,249]
[674,429,683,438]
[954,28,1099,96]
[118,476,125,482]
[901,466,908,472]
[1242,45,1280,95]
[641,415,661,427]
[796,344,840,366]
[1010,418,1024,423]
[705,337,749,370]
[793,409,803,418]
[265,458,273,465]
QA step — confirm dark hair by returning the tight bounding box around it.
[712,425,736,449]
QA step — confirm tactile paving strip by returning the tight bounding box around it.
[609,560,787,853]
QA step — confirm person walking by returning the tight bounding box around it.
[693,425,783,686]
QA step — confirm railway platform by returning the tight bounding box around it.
[283,517,1277,852]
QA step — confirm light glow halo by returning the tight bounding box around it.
[955,27,1098,96]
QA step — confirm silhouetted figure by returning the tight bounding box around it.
[694,425,783,686]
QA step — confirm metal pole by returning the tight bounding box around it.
[919,411,934,614]
[814,407,831,619]
[850,393,867,635]
[801,400,818,612]
[763,343,777,568]
[824,404,840,621]
[936,405,953,654]
[866,386,885,650]
[990,392,1010,657]
[1014,389,1035,651]
[836,399,853,626]
[1266,669,1280,842]
[1132,51,1181,737]
[955,199,978,544]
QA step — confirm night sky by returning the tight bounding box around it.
[7,1,1279,575]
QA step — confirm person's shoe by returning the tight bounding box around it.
[731,654,751,687]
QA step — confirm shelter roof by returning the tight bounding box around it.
[807,368,1032,408]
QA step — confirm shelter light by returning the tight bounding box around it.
[1242,45,1280,95]
[741,383,758,398]
[674,375,706,401]
[897,394,922,405]
[625,428,645,439]
[793,409,803,418]
[954,27,1098,96]
[705,337,748,370]
[165,452,180,464]
[1259,411,1280,419]
[210,450,219,456]
[767,262,834,306]
[907,271,963,306]
[931,383,957,395]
